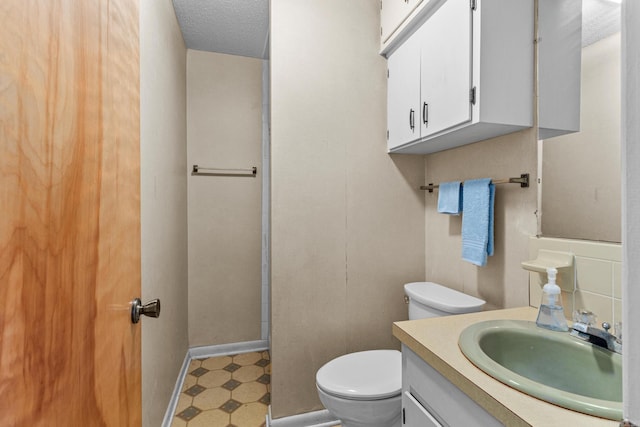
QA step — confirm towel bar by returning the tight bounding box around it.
[421,173,529,193]
[191,165,257,177]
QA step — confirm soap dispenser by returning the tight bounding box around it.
[536,268,569,332]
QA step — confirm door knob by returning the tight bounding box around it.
[131,298,161,324]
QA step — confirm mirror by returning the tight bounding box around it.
[539,0,621,242]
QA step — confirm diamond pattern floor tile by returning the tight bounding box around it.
[176,406,201,421]
[256,374,270,385]
[184,384,206,397]
[223,362,242,373]
[222,379,242,391]
[220,399,242,414]
[190,367,210,377]
[259,392,271,405]
[171,351,270,427]
[255,358,269,367]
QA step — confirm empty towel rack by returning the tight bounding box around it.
[420,173,529,192]
[192,165,257,177]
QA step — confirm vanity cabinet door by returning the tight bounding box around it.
[381,0,423,43]
[419,0,472,138]
[387,32,421,151]
[402,345,503,427]
[402,391,443,427]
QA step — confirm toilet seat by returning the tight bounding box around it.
[316,350,401,401]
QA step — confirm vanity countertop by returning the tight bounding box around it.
[393,306,619,427]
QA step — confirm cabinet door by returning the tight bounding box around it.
[387,33,421,150]
[403,391,443,427]
[381,0,422,42]
[420,0,472,138]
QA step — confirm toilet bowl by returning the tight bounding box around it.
[316,350,401,427]
[316,282,485,427]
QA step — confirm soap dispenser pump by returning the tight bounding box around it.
[536,268,569,332]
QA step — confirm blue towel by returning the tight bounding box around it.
[437,181,462,215]
[461,179,495,266]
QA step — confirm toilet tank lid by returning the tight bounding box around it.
[404,282,485,314]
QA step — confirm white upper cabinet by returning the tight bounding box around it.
[387,0,472,150]
[381,0,424,44]
[537,0,581,139]
[386,0,535,154]
[387,32,421,148]
[419,0,471,138]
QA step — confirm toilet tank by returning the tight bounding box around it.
[404,282,485,320]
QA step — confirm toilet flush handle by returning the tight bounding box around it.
[404,295,410,304]
[131,298,161,324]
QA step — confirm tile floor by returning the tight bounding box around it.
[171,351,271,427]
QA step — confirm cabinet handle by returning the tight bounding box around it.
[423,102,429,126]
[409,109,415,131]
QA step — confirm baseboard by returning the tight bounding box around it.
[189,339,269,359]
[267,407,339,427]
[161,352,190,427]
[162,340,270,427]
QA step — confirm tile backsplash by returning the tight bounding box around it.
[528,237,622,327]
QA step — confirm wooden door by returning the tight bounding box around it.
[0,0,141,426]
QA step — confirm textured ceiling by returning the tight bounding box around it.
[583,0,621,47]
[170,0,617,60]
[172,0,269,59]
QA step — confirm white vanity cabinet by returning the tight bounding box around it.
[386,0,534,154]
[401,344,502,427]
[381,0,424,44]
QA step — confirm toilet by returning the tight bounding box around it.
[316,282,485,427]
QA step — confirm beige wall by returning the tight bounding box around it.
[187,50,263,347]
[270,0,425,418]
[425,129,539,310]
[542,33,621,242]
[140,1,188,426]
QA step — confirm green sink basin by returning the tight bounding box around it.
[458,320,622,420]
